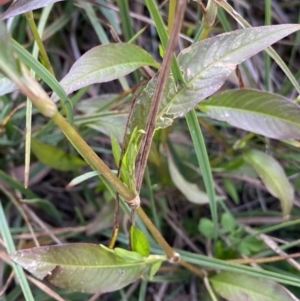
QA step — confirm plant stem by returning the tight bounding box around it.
[135,0,187,190]
[6,65,179,260]
[25,11,54,76]
[53,108,177,258]
[144,0,218,273]
[203,275,219,301]
[145,0,184,83]
[15,68,137,204]
[179,259,205,278]
[51,112,137,204]
[136,207,176,259]
[3,2,207,272]
[201,0,218,39]
[264,0,272,91]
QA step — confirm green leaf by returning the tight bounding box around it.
[243,149,294,218]
[243,236,265,253]
[198,218,215,239]
[200,89,300,140]
[111,133,122,167]
[121,127,144,191]
[52,43,160,101]
[148,260,163,279]
[167,152,210,205]
[31,138,86,171]
[221,213,236,234]
[210,272,294,301]
[113,246,144,262]
[1,0,64,20]
[130,25,300,131]
[172,24,300,117]
[237,240,251,256]
[128,73,175,132]
[67,171,100,187]
[11,244,164,294]
[223,178,240,205]
[130,226,150,257]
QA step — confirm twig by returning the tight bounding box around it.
[135,0,187,191]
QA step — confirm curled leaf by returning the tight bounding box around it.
[243,149,294,218]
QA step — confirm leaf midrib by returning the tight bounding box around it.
[158,26,298,118]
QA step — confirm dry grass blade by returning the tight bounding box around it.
[26,276,68,301]
[244,226,300,271]
[0,271,14,298]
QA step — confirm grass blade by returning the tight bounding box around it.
[0,202,34,301]
[185,110,218,240]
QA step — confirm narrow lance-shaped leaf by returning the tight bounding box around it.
[111,133,122,167]
[52,44,160,101]
[210,271,295,301]
[170,24,300,119]
[200,89,300,140]
[67,171,101,188]
[129,24,300,132]
[130,226,150,257]
[243,149,294,218]
[1,0,65,20]
[10,243,165,294]
[121,127,144,191]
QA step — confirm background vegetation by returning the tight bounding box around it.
[0,0,300,300]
